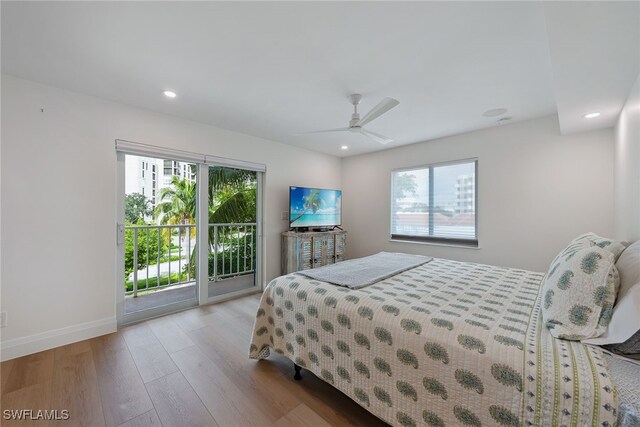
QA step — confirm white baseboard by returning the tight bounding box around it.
[0,317,117,361]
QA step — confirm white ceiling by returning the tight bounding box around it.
[1,2,638,157]
[543,1,640,135]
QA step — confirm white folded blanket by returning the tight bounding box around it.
[299,251,432,289]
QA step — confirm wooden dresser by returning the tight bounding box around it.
[281,230,347,274]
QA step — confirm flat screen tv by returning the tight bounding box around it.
[289,186,342,229]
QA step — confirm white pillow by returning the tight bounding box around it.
[616,240,640,300]
[582,282,640,346]
[583,241,640,347]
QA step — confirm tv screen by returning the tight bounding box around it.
[289,186,342,228]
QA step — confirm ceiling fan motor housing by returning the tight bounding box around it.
[348,93,362,105]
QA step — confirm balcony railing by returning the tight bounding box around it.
[124,222,256,298]
[208,223,256,282]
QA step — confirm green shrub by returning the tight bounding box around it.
[208,232,256,278]
[124,223,168,277]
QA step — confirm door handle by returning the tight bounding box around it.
[117,223,125,245]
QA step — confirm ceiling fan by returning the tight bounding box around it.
[298,94,399,145]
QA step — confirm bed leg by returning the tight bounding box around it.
[293,363,302,381]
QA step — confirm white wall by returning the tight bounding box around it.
[614,73,640,242]
[0,75,341,358]
[342,115,615,272]
[0,75,625,361]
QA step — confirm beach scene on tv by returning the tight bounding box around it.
[289,187,342,227]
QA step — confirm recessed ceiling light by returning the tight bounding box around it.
[583,112,600,119]
[163,90,177,98]
[483,108,508,117]
[340,145,349,150]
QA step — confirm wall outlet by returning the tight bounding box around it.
[0,312,7,328]
[281,211,289,221]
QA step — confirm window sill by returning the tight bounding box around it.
[389,238,481,250]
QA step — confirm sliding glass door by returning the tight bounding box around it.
[116,142,264,325]
[205,165,261,300]
[117,153,199,324]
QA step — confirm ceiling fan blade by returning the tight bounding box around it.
[357,129,393,145]
[356,97,399,127]
[295,127,350,135]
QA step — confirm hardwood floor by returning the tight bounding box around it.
[0,294,388,427]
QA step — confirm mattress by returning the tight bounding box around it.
[604,353,640,427]
[249,257,618,427]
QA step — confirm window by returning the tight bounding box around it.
[391,159,477,246]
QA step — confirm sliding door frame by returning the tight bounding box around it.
[197,163,264,306]
[115,150,199,326]
[116,151,126,324]
[115,140,265,325]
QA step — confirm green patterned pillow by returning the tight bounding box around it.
[548,235,593,269]
[542,245,619,340]
[570,232,627,261]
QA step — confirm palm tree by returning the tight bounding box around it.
[155,177,197,279]
[290,189,325,224]
[207,166,256,235]
[208,167,256,223]
[207,168,257,277]
[155,168,256,225]
[155,176,197,225]
[154,167,258,279]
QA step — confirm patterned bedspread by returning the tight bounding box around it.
[249,258,617,427]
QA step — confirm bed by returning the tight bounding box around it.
[249,257,619,427]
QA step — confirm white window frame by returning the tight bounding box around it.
[390,158,478,247]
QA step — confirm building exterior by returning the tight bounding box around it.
[455,174,475,214]
[125,155,195,214]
